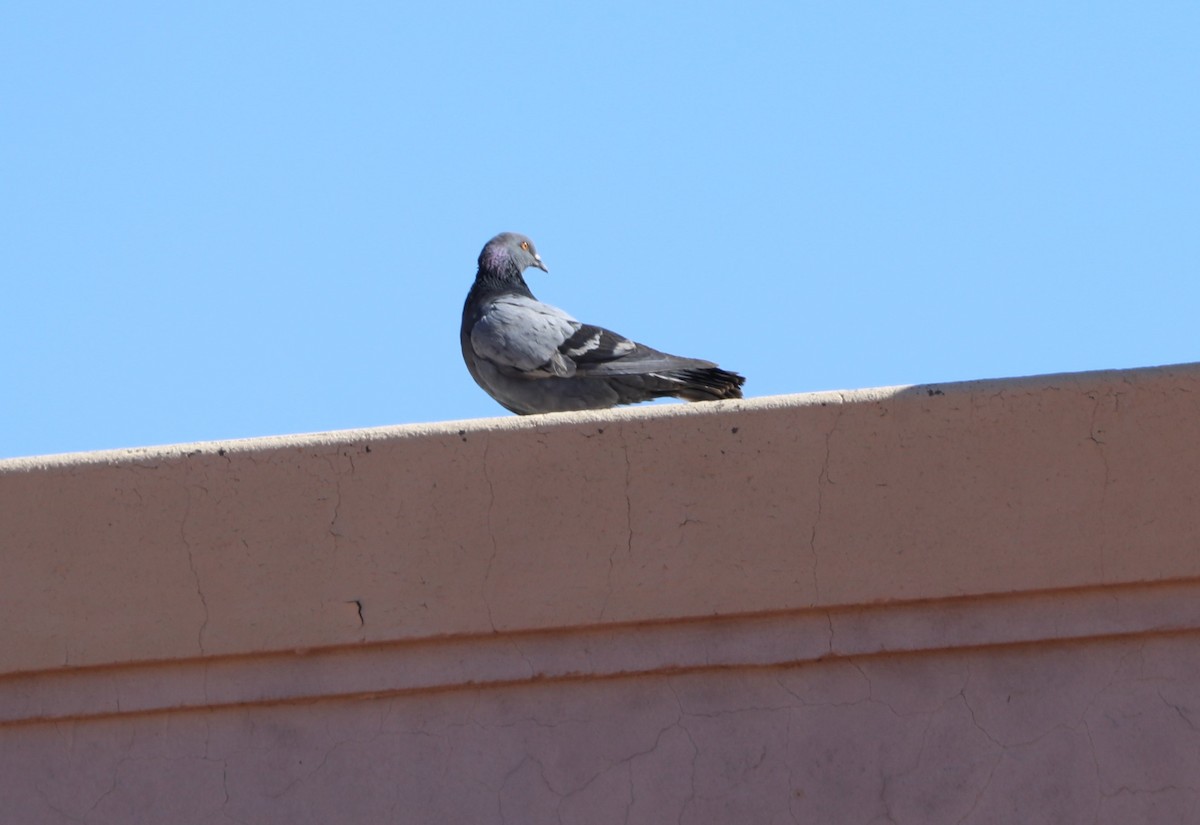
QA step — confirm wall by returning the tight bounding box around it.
[1,363,1198,823]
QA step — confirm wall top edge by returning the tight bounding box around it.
[3,361,1194,473]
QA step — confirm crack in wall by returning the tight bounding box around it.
[320,451,353,556]
[1102,783,1200,798]
[481,438,499,633]
[1087,391,1116,581]
[953,750,1003,825]
[665,681,699,825]
[179,483,209,655]
[1159,690,1200,731]
[599,430,633,622]
[1083,718,1104,802]
[809,401,845,603]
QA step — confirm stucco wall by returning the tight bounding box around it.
[2,363,1199,823]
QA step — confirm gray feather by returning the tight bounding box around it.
[470,295,580,375]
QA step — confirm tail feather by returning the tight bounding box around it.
[654,367,745,402]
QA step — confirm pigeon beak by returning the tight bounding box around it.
[534,255,548,272]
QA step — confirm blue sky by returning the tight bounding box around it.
[3,3,1197,458]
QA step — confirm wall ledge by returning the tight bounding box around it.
[2,361,1189,471]
[3,360,1199,703]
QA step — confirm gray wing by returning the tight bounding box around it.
[551,323,713,375]
[470,295,583,377]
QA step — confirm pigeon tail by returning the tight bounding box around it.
[651,367,746,402]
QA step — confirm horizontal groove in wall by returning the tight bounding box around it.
[3,578,1197,728]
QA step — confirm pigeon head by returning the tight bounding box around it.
[479,232,548,276]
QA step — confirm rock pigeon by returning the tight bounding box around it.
[461,232,745,415]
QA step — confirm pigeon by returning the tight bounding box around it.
[461,232,745,415]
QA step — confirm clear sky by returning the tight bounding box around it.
[3,3,1197,459]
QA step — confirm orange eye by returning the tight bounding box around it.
[520,241,529,250]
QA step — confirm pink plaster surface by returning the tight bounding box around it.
[3,636,1198,823]
[2,363,1199,822]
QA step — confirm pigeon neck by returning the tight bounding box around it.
[475,265,535,299]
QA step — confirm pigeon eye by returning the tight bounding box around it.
[520,241,530,251]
